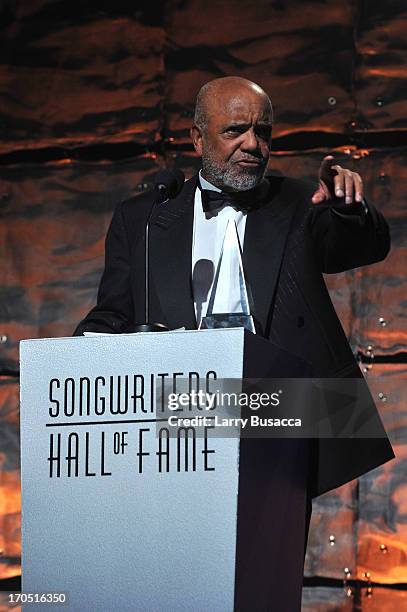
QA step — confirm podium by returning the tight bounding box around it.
[19,328,393,611]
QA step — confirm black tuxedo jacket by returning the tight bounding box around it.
[74,173,395,496]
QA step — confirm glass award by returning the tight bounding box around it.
[199,219,255,333]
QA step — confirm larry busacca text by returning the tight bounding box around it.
[166,390,302,429]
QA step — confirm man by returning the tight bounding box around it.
[74,76,390,378]
[74,77,394,610]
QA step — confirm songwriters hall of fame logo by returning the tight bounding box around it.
[46,371,218,479]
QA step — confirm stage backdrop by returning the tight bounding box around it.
[0,1,406,609]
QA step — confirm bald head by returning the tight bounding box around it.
[191,77,273,191]
[194,77,272,133]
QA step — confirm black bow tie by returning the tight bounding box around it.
[200,179,270,214]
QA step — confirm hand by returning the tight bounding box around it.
[311,155,364,205]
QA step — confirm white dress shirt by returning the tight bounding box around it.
[192,172,248,326]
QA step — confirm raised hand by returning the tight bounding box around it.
[311,155,364,205]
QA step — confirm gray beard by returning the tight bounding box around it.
[201,152,266,191]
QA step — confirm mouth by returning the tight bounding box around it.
[235,159,263,167]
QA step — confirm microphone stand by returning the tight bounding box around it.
[132,187,169,333]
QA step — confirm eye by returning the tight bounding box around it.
[255,126,272,140]
[224,124,251,134]
[225,126,244,135]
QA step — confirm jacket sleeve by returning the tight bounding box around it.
[308,197,391,274]
[73,201,134,335]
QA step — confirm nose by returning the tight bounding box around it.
[241,127,259,152]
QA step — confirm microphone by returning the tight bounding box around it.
[131,168,185,333]
[154,168,185,200]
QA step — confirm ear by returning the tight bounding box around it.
[190,125,203,156]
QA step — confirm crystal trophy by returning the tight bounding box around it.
[199,219,255,333]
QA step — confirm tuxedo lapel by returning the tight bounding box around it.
[149,175,198,330]
[148,173,297,334]
[243,176,297,336]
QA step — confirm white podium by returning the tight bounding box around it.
[20,329,244,612]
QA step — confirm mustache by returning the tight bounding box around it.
[233,154,266,164]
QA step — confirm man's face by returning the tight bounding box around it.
[191,87,272,191]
